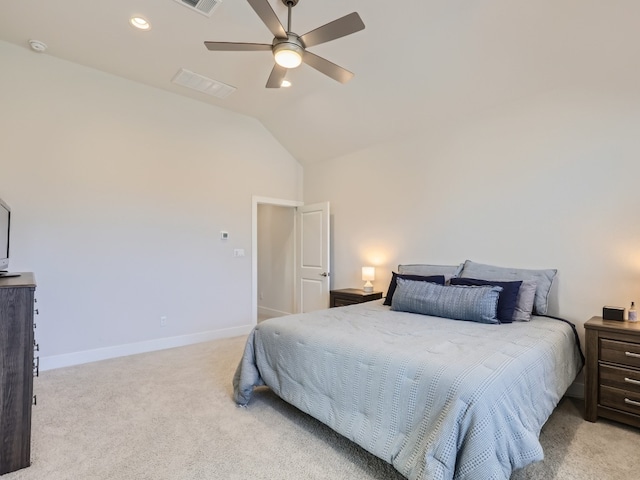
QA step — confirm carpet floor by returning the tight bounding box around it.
[3,335,639,480]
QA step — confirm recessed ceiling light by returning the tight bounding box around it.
[281,80,292,88]
[130,16,151,30]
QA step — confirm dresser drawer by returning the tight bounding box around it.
[601,339,640,368]
[600,385,640,416]
[600,364,640,394]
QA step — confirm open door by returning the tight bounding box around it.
[296,202,330,313]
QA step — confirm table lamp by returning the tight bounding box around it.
[362,266,375,293]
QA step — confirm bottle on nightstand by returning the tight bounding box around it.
[630,301,638,322]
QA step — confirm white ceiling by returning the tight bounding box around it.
[1,1,638,164]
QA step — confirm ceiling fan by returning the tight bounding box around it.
[204,0,365,88]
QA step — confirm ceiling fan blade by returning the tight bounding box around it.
[302,51,354,84]
[247,0,287,39]
[300,12,365,48]
[204,42,272,52]
[266,64,287,88]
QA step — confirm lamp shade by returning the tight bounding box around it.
[362,266,375,293]
[362,266,375,281]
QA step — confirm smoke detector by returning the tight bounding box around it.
[29,40,47,53]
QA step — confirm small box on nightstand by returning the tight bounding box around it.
[602,306,625,321]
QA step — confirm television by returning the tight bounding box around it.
[0,198,11,273]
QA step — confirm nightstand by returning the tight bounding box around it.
[330,288,383,308]
[584,316,640,428]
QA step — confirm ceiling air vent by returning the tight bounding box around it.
[172,68,236,99]
[174,0,221,17]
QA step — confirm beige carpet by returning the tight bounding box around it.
[3,335,639,480]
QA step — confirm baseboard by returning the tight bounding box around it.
[258,306,292,318]
[40,325,254,371]
[565,381,584,399]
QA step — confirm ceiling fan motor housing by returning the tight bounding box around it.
[273,34,305,68]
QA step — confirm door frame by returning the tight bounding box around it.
[252,196,303,326]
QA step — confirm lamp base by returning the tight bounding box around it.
[363,281,373,293]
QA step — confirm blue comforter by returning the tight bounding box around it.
[233,300,582,479]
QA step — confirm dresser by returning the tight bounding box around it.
[584,316,640,428]
[0,273,37,475]
[330,288,383,307]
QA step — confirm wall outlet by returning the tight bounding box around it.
[160,316,167,327]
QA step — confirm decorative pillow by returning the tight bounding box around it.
[450,278,522,323]
[391,278,502,324]
[383,272,445,306]
[512,280,537,322]
[459,260,557,315]
[398,263,464,282]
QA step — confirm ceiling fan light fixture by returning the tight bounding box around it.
[273,41,303,69]
[274,49,302,68]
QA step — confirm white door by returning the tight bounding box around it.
[296,202,330,313]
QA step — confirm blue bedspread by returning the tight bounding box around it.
[233,300,582,479]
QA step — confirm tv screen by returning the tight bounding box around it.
[0,198,10,272]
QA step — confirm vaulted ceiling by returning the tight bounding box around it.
[1,1,638,164]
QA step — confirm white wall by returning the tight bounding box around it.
[0,41,302,367]
[305,87,640,345]
[257,204,295,318]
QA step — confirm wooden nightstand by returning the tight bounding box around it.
[330,288,383,308]
[584,316,640,428]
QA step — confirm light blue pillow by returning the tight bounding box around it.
[512,280,537,322]
[459,260,557,315]
[391,278,502,324]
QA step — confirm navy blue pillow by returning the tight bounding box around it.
[450,277,522,323]
[383,272,445,306]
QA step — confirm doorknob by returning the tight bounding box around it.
[319,272,329,277]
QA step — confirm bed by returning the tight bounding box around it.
[233,261,583,480]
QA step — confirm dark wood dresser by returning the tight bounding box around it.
[584,315,640,428]
[330,288,383,307]
[0,273,37,475]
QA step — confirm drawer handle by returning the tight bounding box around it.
[33,356,40,377]
[624,398,640,407]
[625,377,640,386]
[625,351,640,359]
